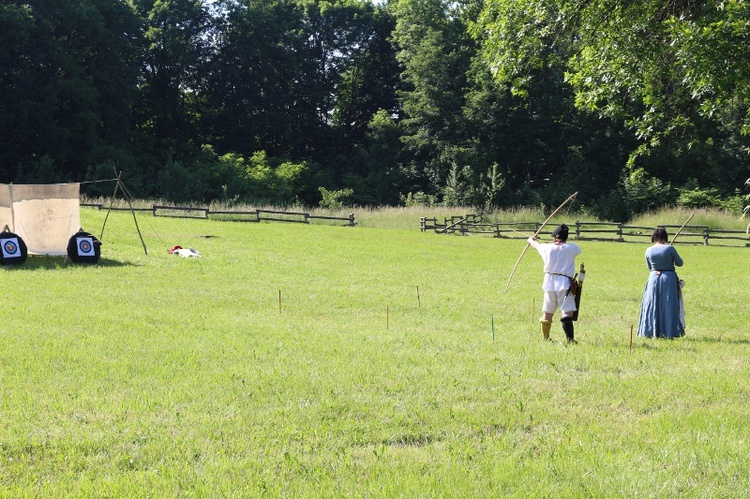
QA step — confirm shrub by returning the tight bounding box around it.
[402,191,438,207]
[623,167,673,216]
[245,151,309,206]
[156,158,206,202]
[676,179,721,209]
[318,187,354,210]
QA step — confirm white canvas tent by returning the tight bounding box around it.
[0,183,80,256]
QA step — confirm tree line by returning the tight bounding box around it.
[1,0,748,220]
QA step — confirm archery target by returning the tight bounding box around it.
[67,230,101,263]
[77,237,95,257]
[2,237,21,258]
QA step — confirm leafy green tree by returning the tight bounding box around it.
[131,0,212,143]
[347,109,406,205]
[474,0,750,192]
[204,0,380,163]
[245,151,309,205]
[202,0,302,156]
[331,5,400,144]
[318,186,353,209]
[0,0,142,181]
[390,0,478,197]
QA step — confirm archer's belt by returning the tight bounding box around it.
[546,272,573,279]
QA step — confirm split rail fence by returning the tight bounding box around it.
[82,203,356,226]
[420,215,749,246]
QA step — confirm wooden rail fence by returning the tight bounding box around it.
[82,203,356,226]
[420,214,749,246]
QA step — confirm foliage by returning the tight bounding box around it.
[318,186,354,209]
[331,6,401,144]
[244,151,308,206]
[676,179,722,210]
[474,0,750,170]
[622,168,674,217]
[390,0,477,196]
[19,155,66,184]
[474,0,750,215]
[347,109,408,206]
[589,189,631,223]
[402,191,438,208]
[156,158,201,202]
[0,0,142,180]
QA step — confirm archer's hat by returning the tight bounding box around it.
[551,224,569,240]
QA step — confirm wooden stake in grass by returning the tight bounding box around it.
[416,286,421,307]
[630,325,633,352]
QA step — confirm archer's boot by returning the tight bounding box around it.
[540,319,552,341]
[561,316,576,344]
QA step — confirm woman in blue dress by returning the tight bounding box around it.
[638,228,684,338]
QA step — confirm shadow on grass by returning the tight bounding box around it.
[1,256,133,270]
[630,341,661,350]
[629,335,750,348]
[683,335,750,345]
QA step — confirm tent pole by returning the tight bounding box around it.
[117,175,148,255]
[100,171,122,241]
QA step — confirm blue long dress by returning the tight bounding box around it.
[637,244,684,339]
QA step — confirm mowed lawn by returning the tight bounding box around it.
[1,208,748,497]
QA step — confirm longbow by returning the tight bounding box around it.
[669,212,695,245]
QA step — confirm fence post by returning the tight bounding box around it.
[575,221,581,239]
[349,213,355,226]
[420,217,425,232]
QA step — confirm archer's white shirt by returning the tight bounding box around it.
[534,242,581,292]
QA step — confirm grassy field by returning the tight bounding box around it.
[1,206,748,497]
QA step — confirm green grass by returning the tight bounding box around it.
[1,207,748,497]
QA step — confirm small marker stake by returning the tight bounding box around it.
[630,325,633,352]
[416,286,421,307]
[491,315,495,342]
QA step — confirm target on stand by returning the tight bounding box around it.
[67,230,101,263]
[2,238,20,258]
[77,237,95,256]
[0,232,27,264]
